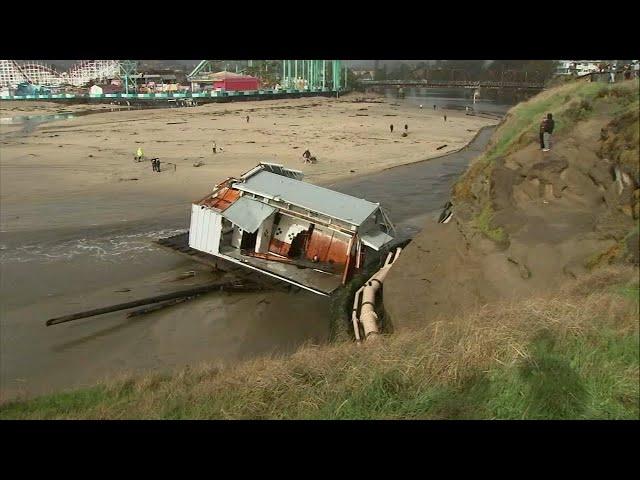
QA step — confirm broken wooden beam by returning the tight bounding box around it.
[126,283,266,318]
[126,296,194,318]
[45,280,261,326]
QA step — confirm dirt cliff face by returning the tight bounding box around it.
[384,79,639,331]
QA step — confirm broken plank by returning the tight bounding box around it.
[126,296,194,318]
[45,281,259,326]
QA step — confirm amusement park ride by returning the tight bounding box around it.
[188,60,346,91]
[0,60,122,89]
[1,60,347,93]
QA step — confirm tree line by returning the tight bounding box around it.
[372,60,559,83]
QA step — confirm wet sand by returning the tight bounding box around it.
[0,95,497,401]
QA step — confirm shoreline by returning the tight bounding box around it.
[376,122,500,176]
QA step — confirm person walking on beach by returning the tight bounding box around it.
[212,141,217,154]
[135,147,144,162]
[433,104,437,110]
[404,124,408,132]
[246,115,250,123]
[151,158,157,172]
[443,114,447,122]
[390,124,394,133]
[542,113,555,152]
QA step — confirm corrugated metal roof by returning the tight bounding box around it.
[360,230,394,250]
[221,196,276,233]
[232,171,379,226]
[259,162,304,180]
[240,162,304,182]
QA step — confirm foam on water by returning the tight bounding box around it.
[0,228,187,264]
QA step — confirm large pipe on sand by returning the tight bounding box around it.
[356,247,402,341]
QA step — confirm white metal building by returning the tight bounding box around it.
[188,163,395,295]
[555,60,604,76]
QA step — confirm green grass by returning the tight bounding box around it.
[477,328,638,419]
[475,204,508,244]
[626,223,640,240]
[3,318,636,420]
[456,79,638,192]
[614,285,639,303]
[483,80,611,163]
[2,267,637,420]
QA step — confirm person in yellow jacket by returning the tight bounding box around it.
[135,147,144,162]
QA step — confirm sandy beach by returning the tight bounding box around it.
[1,94,497,232]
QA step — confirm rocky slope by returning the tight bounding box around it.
[385,79,639,330]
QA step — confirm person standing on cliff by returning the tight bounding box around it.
[539,116,547,150]
[542,113,555,152]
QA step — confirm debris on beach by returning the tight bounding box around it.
[173,271,196,281]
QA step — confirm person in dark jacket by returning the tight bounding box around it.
[539,116,547,149]
[542,113,555,151]
[389,124,394,133]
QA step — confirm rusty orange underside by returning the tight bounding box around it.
[198,187,241,211]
